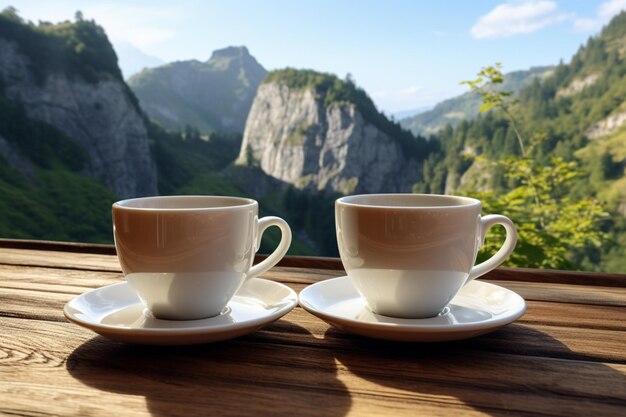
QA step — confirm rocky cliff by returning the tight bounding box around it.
[0,22,157,198]
[236,71,421,194]
[129,46,267,134]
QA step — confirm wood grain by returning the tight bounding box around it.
[1,317,625,417]
[1,278,625,364]
[2,239,626,287]
[0,240,625,416]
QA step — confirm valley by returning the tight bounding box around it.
[0,8,624,272]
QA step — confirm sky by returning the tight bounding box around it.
[4,0,625,114]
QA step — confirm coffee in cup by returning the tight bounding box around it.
[335,194,516,318]
[113,196,291,320]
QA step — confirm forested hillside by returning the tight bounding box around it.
[0,10,337,256]
[0,9,125,242]
[417,12,626,271]
[400,66,553,136]
[1,7,625,271]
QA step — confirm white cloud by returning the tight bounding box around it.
[471,1,568,39]
[574,0,626,32]
[599,0,626,18]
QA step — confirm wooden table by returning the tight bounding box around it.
[1,240,625,416]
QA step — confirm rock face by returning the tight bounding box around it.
[0,38,157,198]
[556,73,599,98]
[237,82,418,194]
[129,46,267,134]
[585,110,626,139]
[0,134,33,178]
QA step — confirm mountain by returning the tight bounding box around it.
[0,11,157,199]
[0,10,331,254]
[418,12,626,272]
[401,66,554,136]
[2,8,626,270]
[436,17,626,205]
[236,69,430,194]
[114,41,164,79]
[392,105,432,120]
[128,46,267,134]
[0,10,157,242]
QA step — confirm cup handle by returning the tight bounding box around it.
[467,215,517,282]
[247,216,292,279]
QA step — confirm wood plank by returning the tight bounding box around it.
[0,238,346,271]
[0,263,122,293]
[1,281,625,336]
[488,280,626,307]
[1,259,625,309]
[268,268,626,307]
[1,242,625,287]
[1,277,625,365]
[1,244,625,416]
[1,274,624,331]
[267,310,626,364]
[0,247,345,276]
[1,263,626,334]
[0,248,123,272]
[519,300,626,331]
[488,266,626,288]
[1,317,625,417]
[0,237,117,255]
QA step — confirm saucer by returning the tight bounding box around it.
[64,278,297,345]
[298,276,526,342]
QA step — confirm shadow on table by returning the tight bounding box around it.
[66,320,351,417]
[325,324,626,416]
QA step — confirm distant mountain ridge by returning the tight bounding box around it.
[400,66,554,136]
[392,105,432,120]
[128,46,267,133]
[115,42,164,79]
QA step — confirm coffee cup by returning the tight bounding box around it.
[113,195,292,320]
[335,194,517,318]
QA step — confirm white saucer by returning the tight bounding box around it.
[299,276,526,342]
[64,278,297,345]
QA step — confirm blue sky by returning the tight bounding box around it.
[6,0,625,113]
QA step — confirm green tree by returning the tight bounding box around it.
[462,64,608,269]
[1,6,22,23]
[184,124,201,142]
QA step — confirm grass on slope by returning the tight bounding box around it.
[0,161,117,243]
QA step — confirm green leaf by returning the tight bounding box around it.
[480,102,494,112]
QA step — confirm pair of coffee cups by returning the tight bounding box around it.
[113,194,516,321]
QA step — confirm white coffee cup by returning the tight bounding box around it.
[113,196,292,320]
[335,194,517,318]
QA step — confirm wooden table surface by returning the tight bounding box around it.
[1,240,625,416]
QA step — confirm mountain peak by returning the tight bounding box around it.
[209,46,250,61]
[129,45,266,134]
